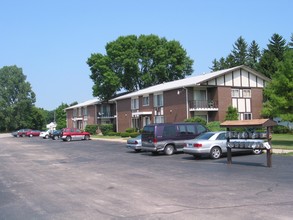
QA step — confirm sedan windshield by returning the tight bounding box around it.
[195,132,215,140]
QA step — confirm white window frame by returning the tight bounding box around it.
[231,89,240,97]
[244,113,252,120]
[154,115,164,123]
[243,89,251,98]
[131,97,139,110]
[154,93,163,107]
[142,96,149,106]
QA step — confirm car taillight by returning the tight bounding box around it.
[153,138,157,144]
[193,143,202,148]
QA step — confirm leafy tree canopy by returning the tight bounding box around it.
[87,34,193,101]
[258,33,288,78]
[55,103,69,129]
[262,49,293,122]
[0,65,36,131]
[225,106,239,121]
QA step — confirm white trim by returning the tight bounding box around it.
[132,111,152,117]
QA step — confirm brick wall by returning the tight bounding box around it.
[164,89,187,122]
[251,88,263,119]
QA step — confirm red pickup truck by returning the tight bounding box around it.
[60,128,90,142]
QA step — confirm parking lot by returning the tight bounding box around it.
[0,135,293,220]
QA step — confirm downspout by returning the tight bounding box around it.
[115,100,118,132]
[183,87,189,120]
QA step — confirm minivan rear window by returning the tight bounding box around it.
[142,126,154,135]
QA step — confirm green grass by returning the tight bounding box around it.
[271,134,293,150]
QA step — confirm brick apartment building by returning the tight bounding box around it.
[110,65,270,132]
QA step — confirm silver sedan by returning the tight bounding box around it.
[183,131,263,159]
[126,134,142,152]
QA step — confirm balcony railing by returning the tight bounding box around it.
[97,112,115,118]
[189,100,218,109]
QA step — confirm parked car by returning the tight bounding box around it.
[141,122,208,155]
[183,131,263,159]
[25,130,41,137]
[51,130,61,140]
[60,128,90,142]
[11,129,32,137]
[126,134,142,152]
[39,130,52,139]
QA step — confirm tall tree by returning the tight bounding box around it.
[0,66,36,131]
[257,33,287,78]
[87,34,193,100]
[55,103,69,129]
[231,36,248,66]
[289,33,293,49]
[247,40,261,69]
[262,49,293,122]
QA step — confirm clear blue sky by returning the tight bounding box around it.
[0,0,292,110]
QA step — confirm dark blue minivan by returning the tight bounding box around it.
[141,122,208,155]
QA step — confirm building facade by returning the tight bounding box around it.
[65,98,116,131]
[111,65,270,132]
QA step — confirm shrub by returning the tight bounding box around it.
[206,121,226,131]
[185,116,207,125]
[129,132,140,138]
[120,132,131,138]
[273,125,290,134]
[100,124,114,135]
[125,128,137,133]
[107,131,121,136]
[85,124,99,135]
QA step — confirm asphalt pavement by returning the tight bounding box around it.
[0,134,293,220]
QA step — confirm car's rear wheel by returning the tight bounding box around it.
[84,135,90,140]
[210,146,222,159]
[66,136,71,142]
[164,145,174,155]
[45,135,49,139]
[29,134,33,137]
[53,135,58,140]
[21,134,25,137]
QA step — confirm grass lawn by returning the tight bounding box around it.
[271,134,293,150]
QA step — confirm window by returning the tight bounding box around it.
[73,109,77,117]
[154,115,164,123]
[143,96,149,106]
[244,113,252,120]
[178,125,187,134]
[216,133,226,140]
[196,124,207,134]
[186,125,196,135]
[83,107,88,116]
[154,93,163,107]
[131,98,139,110]
[162,125,177,138]
[243,89,251,98]
[231,89,239,97]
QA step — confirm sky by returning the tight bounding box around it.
[0,0,292,111]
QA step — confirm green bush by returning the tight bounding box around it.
[100,124,114,136]
[85,124,99,135]
[185,116,207,125]
[125,127,137,133]
[120,132,131,138]
[107,131,121,136]
[129,132,140,138]
[273,125,290,134]
[206,121,226,131]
